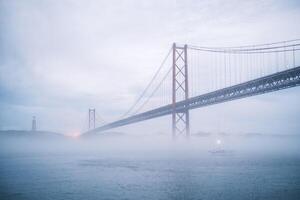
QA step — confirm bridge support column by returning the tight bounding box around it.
[172,43,190,138]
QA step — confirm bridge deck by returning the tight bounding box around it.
[83,66,300,135]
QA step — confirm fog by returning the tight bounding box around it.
[1,131,300,199]
[1,131,299,156]
[1,0,300,199]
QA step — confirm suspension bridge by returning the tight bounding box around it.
[82,39,300,137]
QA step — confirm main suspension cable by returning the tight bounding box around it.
[120,47,172,119]
[188,38,300,51]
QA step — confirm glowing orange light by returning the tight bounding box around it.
[66,131,81,139]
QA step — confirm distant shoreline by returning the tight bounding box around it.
[0,130,65,137]
[1,130,299,139]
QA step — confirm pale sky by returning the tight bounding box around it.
[1,0,300,135]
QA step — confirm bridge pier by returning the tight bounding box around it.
[172,43,190,138]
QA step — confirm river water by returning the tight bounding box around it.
[0,134,300,200]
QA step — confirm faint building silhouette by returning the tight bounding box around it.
[32,116,36,131]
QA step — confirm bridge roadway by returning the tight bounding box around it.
[83,66,300,135]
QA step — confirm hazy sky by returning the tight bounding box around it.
[1,0,300,135]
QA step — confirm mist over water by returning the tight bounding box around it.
[1,0,300,199]
[1,131,300,200]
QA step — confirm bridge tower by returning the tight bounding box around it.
[88,109,96,130]
[172,43,190,138]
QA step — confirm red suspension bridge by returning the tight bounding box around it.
[82,39,300,137]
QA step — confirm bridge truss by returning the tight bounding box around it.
[83,65,300,135]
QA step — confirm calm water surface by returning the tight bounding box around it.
[0,135,300,200]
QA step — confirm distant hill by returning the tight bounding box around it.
[193,131,212,137]
[81,131,126,138]
[0,130,65,138]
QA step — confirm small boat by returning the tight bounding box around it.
[209,139,226,154]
